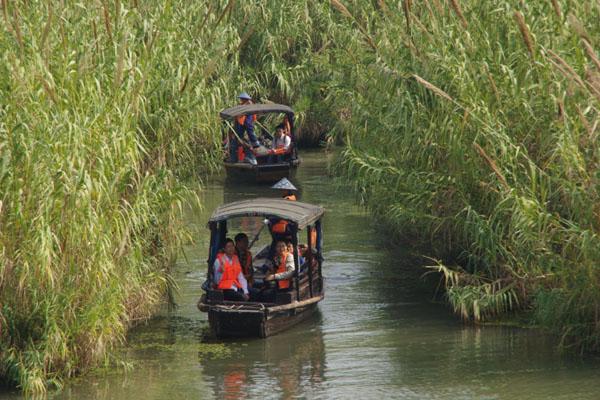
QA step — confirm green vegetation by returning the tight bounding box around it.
[0,0,248,394]
[233,0,600,350]
[297,1,599,350]
[2,0,599,394]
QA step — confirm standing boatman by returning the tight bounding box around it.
[271,178,317,247]
[271,177,297,201]
[269,178,298,242]
[230,92,260,162]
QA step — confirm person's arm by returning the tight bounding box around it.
[273,254,295,280]
[283,135,291,151]
[237,271,249,295]
[212,258,223,287]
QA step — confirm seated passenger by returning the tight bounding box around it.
[299,244,318,273]
[286,241,305,268]
[235,233,253,286]
[261,241,294,302]
[280,115,292,136]
[212,238,249,301]
[268,127,291,163]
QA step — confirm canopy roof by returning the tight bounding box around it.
[209,198,324,229]
[220,104,294,120]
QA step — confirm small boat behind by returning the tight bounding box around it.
[198,198,325,338]
[220,104,301,183]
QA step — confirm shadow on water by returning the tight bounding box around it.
[14,149,596,400]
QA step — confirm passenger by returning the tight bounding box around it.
[286,241,294,255]
[229,92,260,162]
[281,114,292,136]
[262,240,295,302]
[212,238,249,301]
[284,240,301,267]
[268,126,291,164]
[235,233,253,286]
[299,244,318,273]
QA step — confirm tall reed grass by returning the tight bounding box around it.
[0,0,256,394]
[314,0,600,349]
[236,0,600,351]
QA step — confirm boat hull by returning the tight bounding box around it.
[200,296,322,338]
[224,159,300,183]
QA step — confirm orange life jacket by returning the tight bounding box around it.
[271,220,288,234]
[236,114,257,126]
[276,251,291,289]
[271,195,296,233]
[309,226,317,247]
[271,147,288,155]
[237,146,245,161]
[216,253,243,290]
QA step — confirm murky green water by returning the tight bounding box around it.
[4,150,600,399]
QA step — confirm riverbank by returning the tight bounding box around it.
[236,0,600,350]
[0,1,248,393]
[323,1,600,350]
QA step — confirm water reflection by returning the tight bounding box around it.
[205,314,325,400]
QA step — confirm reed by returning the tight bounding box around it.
[234,0,600,352]
[0,0,263,394]
[513,11,535,60]
[551,0,562,19]
[449,0,468,29]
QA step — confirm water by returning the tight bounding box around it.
[4,150,600,399]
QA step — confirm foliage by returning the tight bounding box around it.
[314,0,600,349]
[0,0,251,394]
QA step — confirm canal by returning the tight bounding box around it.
[33,150,600,399]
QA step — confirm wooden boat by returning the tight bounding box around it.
[198,198,325,338]
[220,104,301,183]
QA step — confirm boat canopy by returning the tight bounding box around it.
[209,198,324,229]
[219,104,294,120]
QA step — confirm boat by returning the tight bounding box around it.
[220,104,301,183]
[198,198,325,338]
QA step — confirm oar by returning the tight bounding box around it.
[249,219,270,250]
[224,120,257,158]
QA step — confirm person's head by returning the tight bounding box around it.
[275,240,287,256]
[234,233,249,251]
[238,92,252,105]
[276,126,285,138]
[298,244,308,256]
[223,238,235,256]
[286,241,294,254]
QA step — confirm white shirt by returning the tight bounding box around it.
[272,134,291,151]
